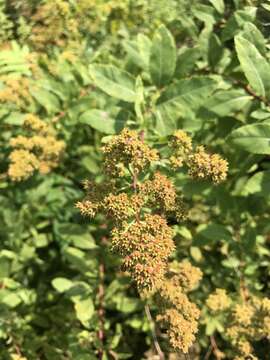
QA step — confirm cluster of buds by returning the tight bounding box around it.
[0,76,31,109]
[169,130,228,184]
[77,128,228,353]
[8,114,65,181]
[206,289,270,359]
[102,128,159,177]
[156,261,202,352]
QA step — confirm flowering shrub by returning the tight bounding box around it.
[0,0,270,359]
[77,128,227,353]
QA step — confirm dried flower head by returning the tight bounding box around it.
[140,172,176,211]
[29,0,78,50]
[103,193,143,222]
[76,180,115,218]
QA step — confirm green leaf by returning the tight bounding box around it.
[229,123,270,154]
[74,298,94,327]
[206,318,219,336]
[137,34,152,69]
[149,25,176,87]
[89,65,136,102]
[175,47,200,78]
[193,4,217,25]
[115,296,140,314]
[30,87,60,114]
[79,109,126,134]
[52,278,73,293]
[0,41,32,76]
[124,34,151,70]
[63,247,88,271]
[194,224,232,246]
[153,108,179,137]
[56,224,97,250]
[1,292,22,308]
[222,8,256,41]
[222,257,240,268]
[156,77,216,134]
[242,171,270,196]
[208,33,223,68]
[235,35,270,98]
[3,112,25,125]
[242,22,266,56]
[209,0,225,14]
[201,89,252,117]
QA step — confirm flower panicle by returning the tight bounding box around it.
[8,114,65,181]
[77,128,227,354]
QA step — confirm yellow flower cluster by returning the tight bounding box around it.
[206,290,270,358]
[102,129,159,176]
[29,0,78,50]
[189,146,228,184]
[77,129,219,354]
[206,288,231,312]
[174,260,203,292]
[139,172,186,218]
[8,114,65,181]
[0,76,31,108]
[76,180,116,218]
[170,130,228,184]
[112,214,175,290]
[104,193,144,222]
[156,262,203,353]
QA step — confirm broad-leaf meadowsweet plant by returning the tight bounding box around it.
[0,0,270,359]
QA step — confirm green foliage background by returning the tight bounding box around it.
[0,0,270,359]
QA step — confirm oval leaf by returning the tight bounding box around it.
[74,298,94,327]
[229,123,270,154]
[89,65,136,102]
[52,278,73,293]
[201,89,252,117]
[149,25,176,87]
[235,36,270,98]
[79,109,126,134]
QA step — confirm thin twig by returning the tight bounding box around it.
[97,241,106,360]
[98,263,105,359]
[210,335,221,360]
[144,304,165,360]
[203,343,213,360]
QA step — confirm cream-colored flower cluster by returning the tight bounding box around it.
[8,114,65,181]
[170,130,228,184]
[156,262,202,353]
[0,76,32,109]
[102,128,159,177]
[206,289,270,359]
